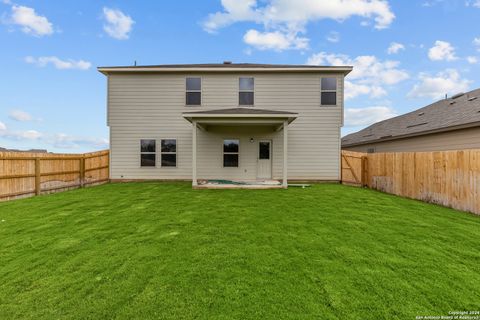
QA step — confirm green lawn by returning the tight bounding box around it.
[0,183,479,319]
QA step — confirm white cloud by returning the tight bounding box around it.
[344,106,397,127]
[466,0,480,8]
[344,81,387,100]
[243,29,308,50]
[387,42,405,54]
[203,0,259,32]
[428,40,457,61]
[102,7,134,40]
[20,130,42,139]
[204,0,395,31]
[408,69,472,100]
[467,56,478,64]
[326,31,340,43]
[0,123,42,140]
[9,109,32,122]
[307,52,408,99]
[307,52,409,85]
[204,0,394,51]
[50,133,109,150]
[25,56,91,70]
[0,121,107,150]
[474,37,480,51]
[8,5,53,36]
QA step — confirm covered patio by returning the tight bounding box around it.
[183,108,298,188]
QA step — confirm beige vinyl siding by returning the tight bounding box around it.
[108,72,344,181]
[344,126,480,153]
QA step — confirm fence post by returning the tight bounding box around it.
[340,151,343,183]
[361,156,367,187]
[35,157,41,195]
[79,156,85,187]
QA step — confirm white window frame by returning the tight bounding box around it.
[223,139,240,168]
[160,138,178,168]
[320,77,337,106]
[238,77,255,106]
[140,138,156,168]
[185,76,202,106]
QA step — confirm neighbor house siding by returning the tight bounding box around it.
[344,126,480,153]
[108,72,344,181]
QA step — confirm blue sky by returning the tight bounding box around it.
[1,0,480,153]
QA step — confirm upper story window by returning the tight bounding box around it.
[186,77,201,106]
[239,77,254,106]
[321,77,337,106]
[140,139,156,167]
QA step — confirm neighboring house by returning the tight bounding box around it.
[342,88,480,153]
[98,63,352,187]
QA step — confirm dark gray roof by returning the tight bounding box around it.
[342,88,480,147]
[183,108,297,115]
[99,63,352,70]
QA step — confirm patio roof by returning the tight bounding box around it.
[182,108,298,125]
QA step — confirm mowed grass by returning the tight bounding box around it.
[0,183,479,319]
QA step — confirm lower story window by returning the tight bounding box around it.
[161,139,177,167]
[223,139,239,167]
[140,139,156,167]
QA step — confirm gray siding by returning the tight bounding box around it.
[108,72,344,181]
[344,127,480,153]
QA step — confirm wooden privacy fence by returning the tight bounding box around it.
[0,150,109,201]
[341,149,480,215]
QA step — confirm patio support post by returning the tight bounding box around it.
[192,121,198,186]
[283,120,288,188]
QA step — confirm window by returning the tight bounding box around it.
[223,139,239,167]
[321,77,337,106]
[186,77,201,105]
[367,148,375,154]
[140,139,156,167]
[259,142,270,160]
[161,139,177,167]
[239,77,254,105]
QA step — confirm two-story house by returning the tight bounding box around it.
[98,63,352,188]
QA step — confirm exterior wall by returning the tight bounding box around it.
[343,126,480,153]
[108,72,344,181]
